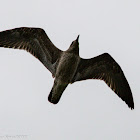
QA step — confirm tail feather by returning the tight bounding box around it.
[48,81,68,104]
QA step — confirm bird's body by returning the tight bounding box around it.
[48,38,80,103]
[0,27,134,109]
[55,51,80,82]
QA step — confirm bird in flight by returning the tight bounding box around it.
[0,27,134,109]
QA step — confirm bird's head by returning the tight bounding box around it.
[67,35,79,55]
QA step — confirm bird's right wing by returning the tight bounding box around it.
[0,27,62,75]
[72,53,134,109]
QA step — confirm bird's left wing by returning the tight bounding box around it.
[72,53,134,109]
[0,27,62,75]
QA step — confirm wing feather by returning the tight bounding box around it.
[0,27,62,75]
[72,53,134,109]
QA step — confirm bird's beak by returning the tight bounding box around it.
[76,35,80,42]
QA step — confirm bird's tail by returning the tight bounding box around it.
[48,80,68,104]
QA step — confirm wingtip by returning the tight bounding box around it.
[130,106,134,110]
[128,101,134,110]
[130,104,134,110]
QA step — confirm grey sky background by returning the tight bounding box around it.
[0,0,140,139]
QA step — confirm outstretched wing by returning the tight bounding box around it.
[0,27,62,75]
[72,53,134,109]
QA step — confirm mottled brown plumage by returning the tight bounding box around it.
[0,27,134,109]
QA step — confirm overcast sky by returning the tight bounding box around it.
[0,0,140,140]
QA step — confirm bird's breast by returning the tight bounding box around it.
[55,52,80,82]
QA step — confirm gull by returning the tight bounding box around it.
[0,27,134,109]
